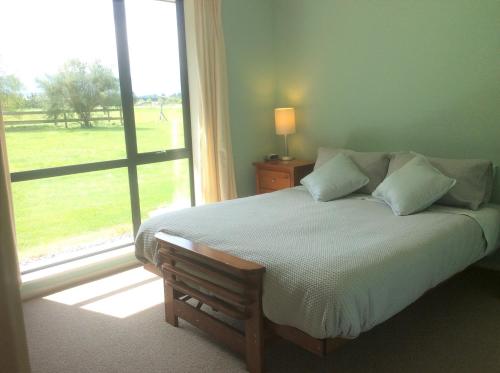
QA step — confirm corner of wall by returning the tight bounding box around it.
[222,0,279,197]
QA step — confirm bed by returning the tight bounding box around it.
[136,186,500,372]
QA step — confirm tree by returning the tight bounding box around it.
[38,60,120,128]
[24,93,44,109]
[0,74,25,110]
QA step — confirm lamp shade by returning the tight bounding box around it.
[274,107,296,135]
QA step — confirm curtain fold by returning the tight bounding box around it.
[0,108,31,372]
[184,0,237,204]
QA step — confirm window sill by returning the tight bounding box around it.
[21,246,141,301]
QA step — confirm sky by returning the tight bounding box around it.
[0,0,181,96]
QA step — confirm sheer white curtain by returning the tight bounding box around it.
[0,109,31,372]
[184,0,237,204]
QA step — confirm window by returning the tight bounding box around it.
[0,0,194,276]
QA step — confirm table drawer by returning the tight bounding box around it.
[258,170,291,190]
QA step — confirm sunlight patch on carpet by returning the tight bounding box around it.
[81,278,164,318]
[44,267,161,314]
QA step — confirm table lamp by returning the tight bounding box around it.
[274,107,296,161]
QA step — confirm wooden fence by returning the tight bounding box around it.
[2,108,123,127]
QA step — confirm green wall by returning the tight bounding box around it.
[222,0,276,197]
[272,0,500,200]
[222,0,499,199]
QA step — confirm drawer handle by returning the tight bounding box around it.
[272,178,276,183]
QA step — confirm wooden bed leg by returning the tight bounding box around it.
[164,278,179,327]
[245,273,264,373]
[163,249,179,327]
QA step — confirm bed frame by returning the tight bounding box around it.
[148,232,347,373]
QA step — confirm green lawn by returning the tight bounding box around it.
[5,105,190,262]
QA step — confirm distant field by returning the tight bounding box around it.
[5,105,190,262]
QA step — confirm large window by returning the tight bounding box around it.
[0,0,194,275]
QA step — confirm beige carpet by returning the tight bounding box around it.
[23,267,500,373]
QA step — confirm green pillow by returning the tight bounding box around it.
[372,156,456,216]
[301,153,369,201]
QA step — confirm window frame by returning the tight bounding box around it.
[10,0,195,275]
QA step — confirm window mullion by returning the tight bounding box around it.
[176,0,196,207]
[112,0,142,235]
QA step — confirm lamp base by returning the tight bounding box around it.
[280,155,294,161]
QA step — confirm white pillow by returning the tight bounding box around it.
[315,147,390,194]
[372,156,456,216]
[301,153,369,201]
[387,151,494,210]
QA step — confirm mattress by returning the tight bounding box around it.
[135,187,500,339]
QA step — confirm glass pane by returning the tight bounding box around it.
[125,0,186,153]
[138,160,191,220]
[13,169,133,272]
[0,0,126,172]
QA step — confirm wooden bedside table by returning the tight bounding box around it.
[253,160,314,194]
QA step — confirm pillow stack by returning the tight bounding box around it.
[301,153,369,201]
[306,147,494,216]
[387,152,494,210]
[314,148,390,194]
[302,147,391,202]
[372,156,456,216]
